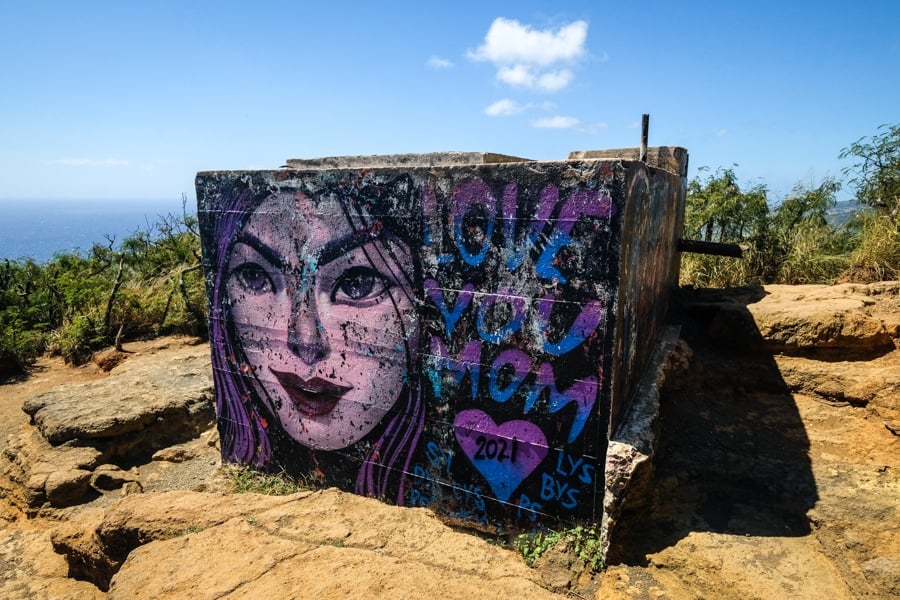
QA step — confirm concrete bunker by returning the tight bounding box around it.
[196,148,687,544]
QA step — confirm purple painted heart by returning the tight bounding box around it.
[453,409,549,503]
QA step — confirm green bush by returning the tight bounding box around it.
[0,325,46,376]
[844,213,900,282]
[680,172,853,287]
[840,124,900,223]
[47,313,106,365]
[0,201,205,373]
[775,223,850,284]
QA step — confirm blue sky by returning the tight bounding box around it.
[1,0,897,203]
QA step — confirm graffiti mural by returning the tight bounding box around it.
[196,155,683,532]
[198,172,424,504]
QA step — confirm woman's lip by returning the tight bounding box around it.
[269,369,352,417]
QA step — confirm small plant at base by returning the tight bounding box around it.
[515,529,561,566]
[566,524,604,571]
[515,524,605,571]
[225,464,309,495]
[176,525,206,536]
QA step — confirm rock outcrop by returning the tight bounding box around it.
[0,284,898,599]
[51,488,560,598]
[750,285,900,425]
[747,282,900,358]
[1,342,213,512]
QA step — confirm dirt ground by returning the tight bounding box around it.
[1,285,898,599]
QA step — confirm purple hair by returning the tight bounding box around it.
[201,172,424,504]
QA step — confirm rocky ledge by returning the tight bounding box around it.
[1,341,214,513]
[0,283,898,599]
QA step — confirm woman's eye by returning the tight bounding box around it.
[232,263,274,295]
[332,266,391,303]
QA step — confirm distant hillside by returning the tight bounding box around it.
[826,199,871,227]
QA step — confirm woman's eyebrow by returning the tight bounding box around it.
[233,232,285,270]
[317,230,380,265]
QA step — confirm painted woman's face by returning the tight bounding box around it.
[226,192,418,450]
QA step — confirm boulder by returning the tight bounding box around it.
[0,428,102,511]
[746,283,900,358]
[22,349,213,448]
[91,464,140,491]
[151,445,195,463]
[776,353,900,423]
[45,469,92,507]
[48,489,560,598]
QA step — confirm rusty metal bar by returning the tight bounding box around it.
[677,238,744,257]
[640,114,649,162]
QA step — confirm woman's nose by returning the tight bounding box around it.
[287,288,329,364]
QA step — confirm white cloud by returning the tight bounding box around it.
[535,69,573,93]
[495,66,573,92]
[579,121,608,134]
[468,18,588,94]
[51,158,130,167]
[532,116,580,129]
[468,18,587,66]
[714,128,729,137]
[484,98,528,117]
[497,64,535,87]
[427,55,454,69]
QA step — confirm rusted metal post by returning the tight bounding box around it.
[677,238,744,258]
[640,114,649,162]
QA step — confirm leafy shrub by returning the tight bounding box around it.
[840,123,900,223]
[0,326,46,376]
[843,213,900,282]
[680,172,852,287]
[0,200,205,373]
[47,313,106,365]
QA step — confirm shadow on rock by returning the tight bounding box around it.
[608,286,818,564]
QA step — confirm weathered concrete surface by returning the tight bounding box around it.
[568,146,689,177]
[198,155,687,530]
[284,151,531,169]
[601,327,685,560]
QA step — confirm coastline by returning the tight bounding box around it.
[0,198,193,262]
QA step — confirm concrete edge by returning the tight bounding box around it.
[600,325,682,561]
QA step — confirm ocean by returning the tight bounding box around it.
[1,197,865,264]
[0,198,194,263]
